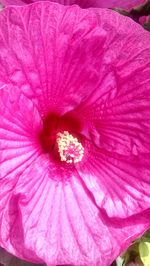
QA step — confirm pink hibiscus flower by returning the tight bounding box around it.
[0,0,145,9]
[0,2,150,266]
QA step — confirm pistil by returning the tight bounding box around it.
[56,131,84,164]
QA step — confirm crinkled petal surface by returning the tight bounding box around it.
[0,2,150,266]
[0,0,145,9]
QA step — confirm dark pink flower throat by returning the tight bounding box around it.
[39,112,84,164]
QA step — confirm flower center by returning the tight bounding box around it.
[56,131,84,164]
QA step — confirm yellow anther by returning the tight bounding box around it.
[56,131,84,164]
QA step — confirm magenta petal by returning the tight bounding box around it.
[77,148,150,218]
[1,165,113,265]
[2,159,146,266]
[0,3,107,115]
[0,0,26,6]
[81,0,145,9]
[0,87,41,179]
[75,0,150,230]
[0,87,42,258]
[76,9,150,156]
[0,0,145,10]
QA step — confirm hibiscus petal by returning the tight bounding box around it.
[74,7,150,253]
[0,87,43,256]
[0,3,107,116]
[0,157,129,265]
[0,0,145,10]
[76,9,150,156]
[3,155,150,265]
[81,0,145,9]
[77,147,150,217]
